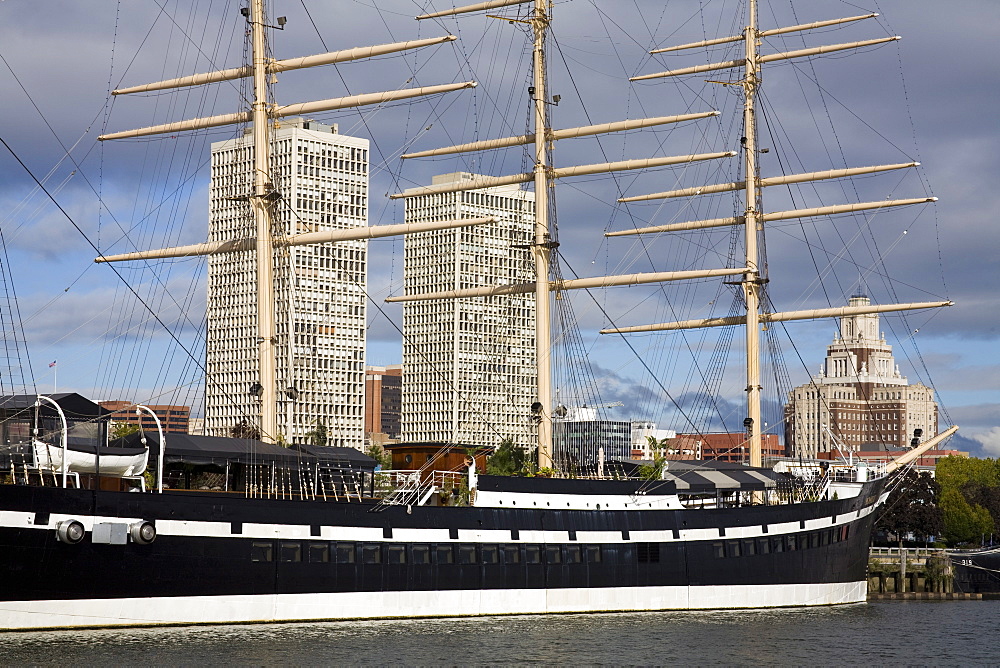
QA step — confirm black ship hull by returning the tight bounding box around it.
[950,546,1000,593]
[0,476,886,629]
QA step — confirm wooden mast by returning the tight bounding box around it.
[742,0,764,467]
[248,0,279,442]
[530,0,554,468]
[99,4,480,445]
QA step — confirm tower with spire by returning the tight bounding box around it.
[784,295,937,458]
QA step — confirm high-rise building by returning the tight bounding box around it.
[365,364,402,440]
[205,119,368,448]
[784,294,938,458]
[401,172,536,449]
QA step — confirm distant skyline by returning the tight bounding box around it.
[0,1,996,456]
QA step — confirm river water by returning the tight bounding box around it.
[1,601,994,665]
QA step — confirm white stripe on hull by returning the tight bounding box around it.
[0,497,879,543]
[0,582,867,630]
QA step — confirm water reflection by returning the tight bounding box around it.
[0,601,990,665]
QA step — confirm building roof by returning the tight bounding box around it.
[0,393,109,419]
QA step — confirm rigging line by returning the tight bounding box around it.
[0,135,259,421]
[0,42,218,286]
[557,254,712,442]
[757,89,835,310]
[544,57,730,424]
[0,233,34,394]
[146,0,252,102]
[766,222,948,301]
[565,28,741,411]
[782,50,906,313]
[275,201,509,442]
[308,0,463,197]
[761,28,905,308]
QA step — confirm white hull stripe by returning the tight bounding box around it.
[0,582,868,630]
[0,499,881,544]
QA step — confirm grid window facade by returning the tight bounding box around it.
[205,119,369,448]
[401,173,536,449]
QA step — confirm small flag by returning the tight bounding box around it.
[48,360,57,368]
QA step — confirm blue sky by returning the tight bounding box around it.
[0,0,996,455]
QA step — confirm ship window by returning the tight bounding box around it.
[251,541,273,562]
[362,544,382,564]
[335,543,355,564]
[786,535,798,552]
[502,545,521,564]
[458,545,478,564]
[280,542,302,563]
[525,545,542,564]
[584,545,602,563]
[481,545,499,564]
[741,539,756,557]
[308,543,330,563]
[411,544,431,564]
[822,530,833,547]
[841,525,850,542]
[564,545,582,564]
[545,546,562,564]
[712,542,725,559]
[725,540,741,559]
[637,542,660,563]
[757,537,771,555]
[436,545,455,564]
[771,536,784,553]
[809,533,820,549]
[386,545,406,564]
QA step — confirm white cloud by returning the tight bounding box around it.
[966,426,1000,458]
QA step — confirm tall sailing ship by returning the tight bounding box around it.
[0,0,958,629]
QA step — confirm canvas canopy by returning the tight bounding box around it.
[113,432,375,471]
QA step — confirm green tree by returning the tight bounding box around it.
[110,421,140,441]
[486,438,526,476]
[230,420,261,440]
[365,443,392,470]
[637,435,668,480]
[939,486,994,546]
[937,456,1000,539]
[305,420,328,447]
[875,470,942,546]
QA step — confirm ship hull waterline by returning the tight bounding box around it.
[0,478,886,630]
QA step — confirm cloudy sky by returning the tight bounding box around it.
[0,0,996,455]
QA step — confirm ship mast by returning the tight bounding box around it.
[606,7,951,468]
[742,0,764,467]
[529,0,554,469]
[248,0,279,442]
[98,3,481,444]
[397,0,736,470]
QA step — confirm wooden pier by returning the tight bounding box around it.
[867,547,954,596]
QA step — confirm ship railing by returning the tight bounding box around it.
[771,471,830,504]
[375,469,465,507]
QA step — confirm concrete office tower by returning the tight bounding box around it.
[401,172,536,450]
[205,119,369,448]
[784,294,938,458]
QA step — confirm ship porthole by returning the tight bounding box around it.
[130,521,156,545]
[55,520,86,545]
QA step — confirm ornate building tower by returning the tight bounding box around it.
[784,295,937,458]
